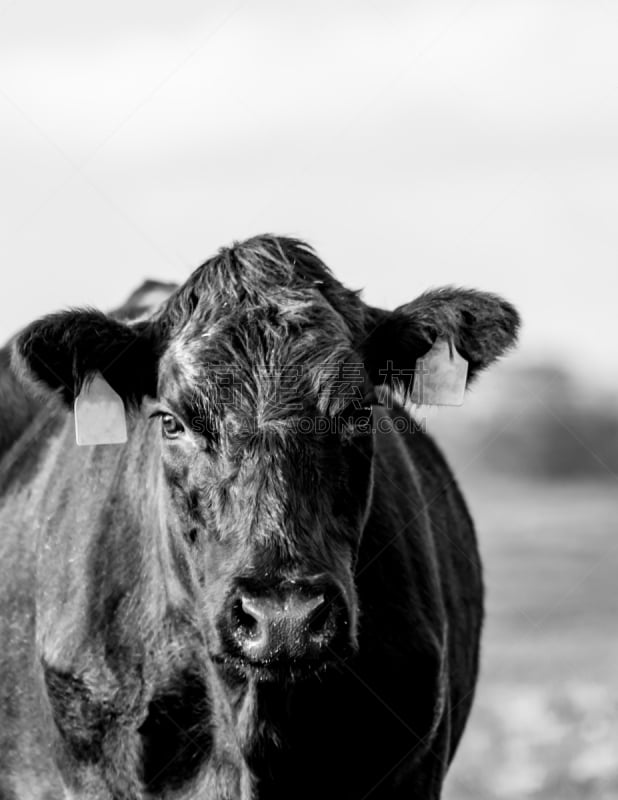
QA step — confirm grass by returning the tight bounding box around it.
[443,475,618,800]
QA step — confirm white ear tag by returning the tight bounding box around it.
[74,372,127,446]
[410,338,468,406]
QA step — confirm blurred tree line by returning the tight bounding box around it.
[433,364,618,480]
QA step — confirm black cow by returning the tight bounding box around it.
[0,235,519,799]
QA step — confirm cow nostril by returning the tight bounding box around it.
[232,598,259,638]
[306,597,332,637]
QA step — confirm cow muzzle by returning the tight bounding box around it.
[225,578,351,669]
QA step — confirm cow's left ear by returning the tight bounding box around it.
[362,287,520,398]
[11,309,157,407]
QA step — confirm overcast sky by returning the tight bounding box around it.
[1,0,617,388]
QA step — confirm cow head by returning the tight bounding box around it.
[12,235,519,682]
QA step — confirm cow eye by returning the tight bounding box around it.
[161,413,184,439]
[341,405,373,437]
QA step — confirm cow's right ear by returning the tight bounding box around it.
[11,309,158,407]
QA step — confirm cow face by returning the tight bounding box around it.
[152,350,373,679]
[12,235,520,681]
[147,242,375,679]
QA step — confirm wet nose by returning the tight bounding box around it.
[230,586,339,664]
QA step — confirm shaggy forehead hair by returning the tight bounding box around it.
[153,235,368,429]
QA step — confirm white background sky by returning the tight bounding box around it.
[1,0,617,387]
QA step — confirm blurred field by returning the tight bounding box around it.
[444,475,618,800]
